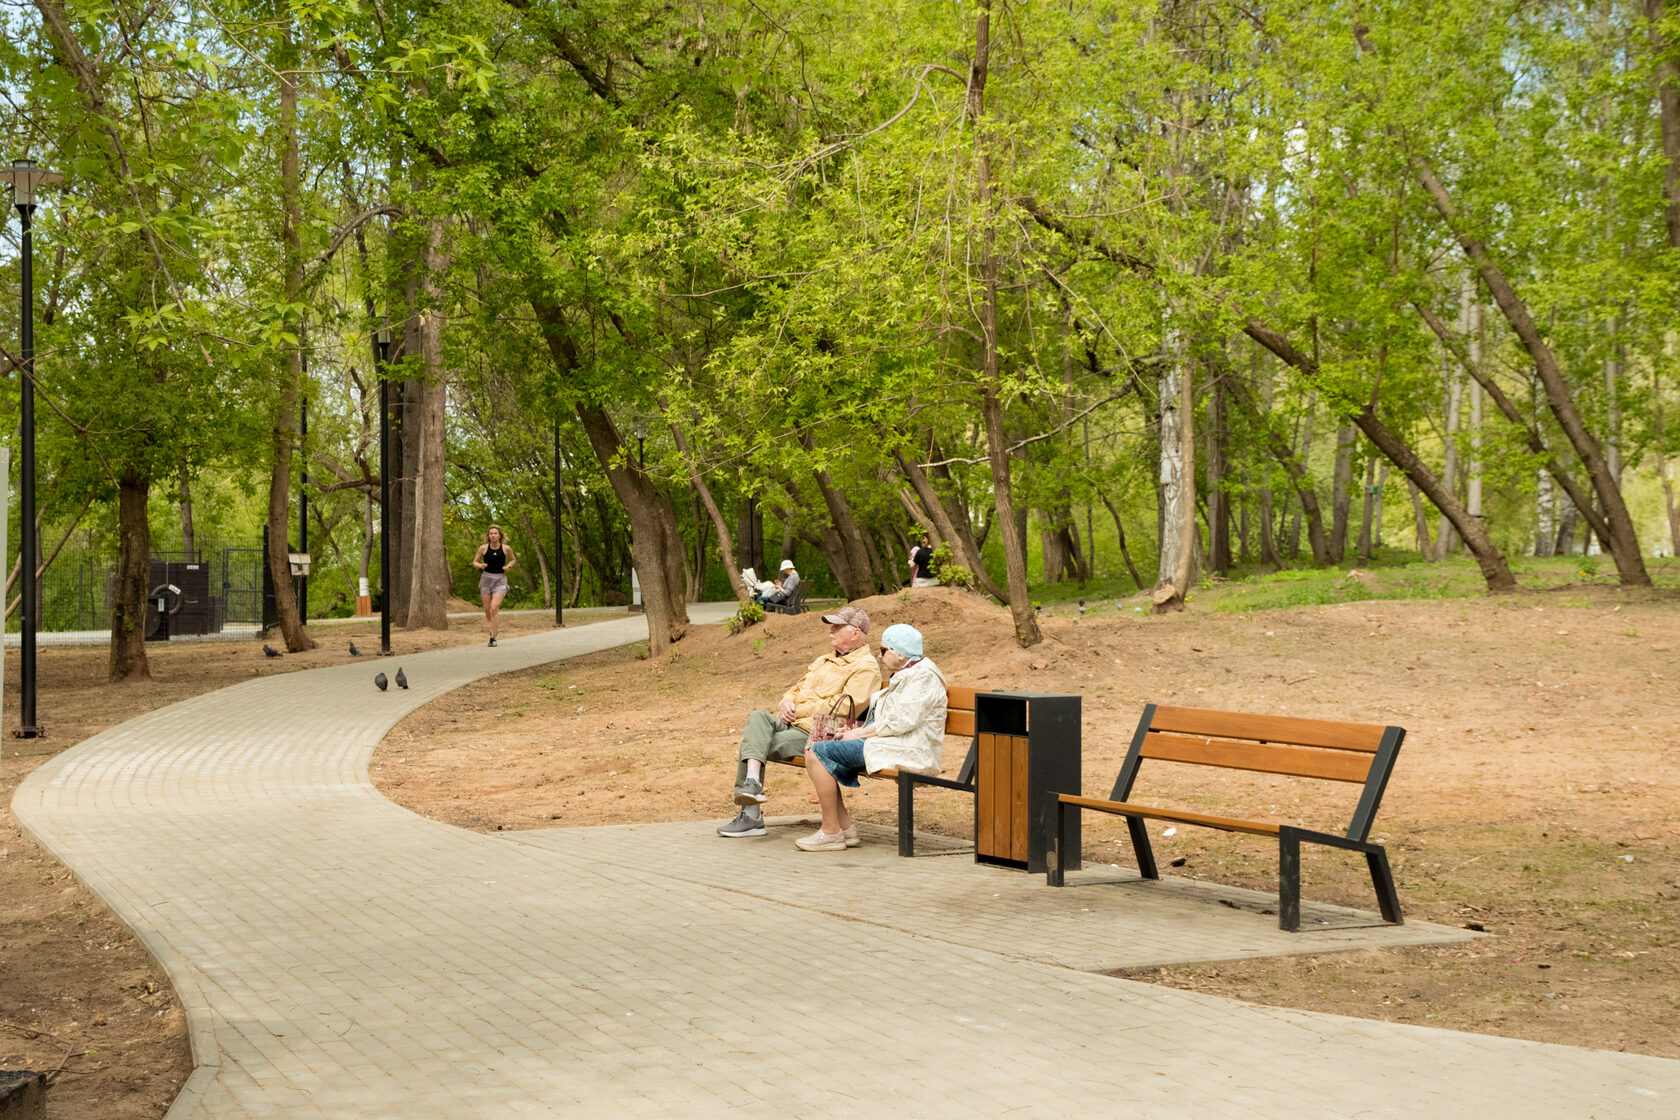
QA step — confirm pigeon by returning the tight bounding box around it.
[395,667,408,690]
[374,672,388,692]
[348,640,361,657]
[1077,598,1087,614]
[262,644,282,658]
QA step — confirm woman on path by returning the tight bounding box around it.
[472,525,516,646]
[797,623,947,851]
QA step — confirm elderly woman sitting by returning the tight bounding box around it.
[797,623,947,852]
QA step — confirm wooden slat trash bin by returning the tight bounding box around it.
[974,692,1081,873]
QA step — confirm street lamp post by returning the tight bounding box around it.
[633,421,647,472]
[3,159,62,739]
[564,419,571,631]
[376,329,392,656]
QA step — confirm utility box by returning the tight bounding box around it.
[974,692,1082,873]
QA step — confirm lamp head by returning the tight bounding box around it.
[376,328,392,346]
[1,159,63,208]
[632,421,648,440]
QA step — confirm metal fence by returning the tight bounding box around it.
[28,546,266,633]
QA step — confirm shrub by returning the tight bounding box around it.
[725,600,765,635]
[928,544,975,589]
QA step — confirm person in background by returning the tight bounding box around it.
[717,606,880,838]
[755,559,800,605]
[908,536,939,587]
[797,623,947,851]
[472,524,516,647]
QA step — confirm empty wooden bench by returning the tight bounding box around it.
[771,686,978,856]
[1046,703,1405,931]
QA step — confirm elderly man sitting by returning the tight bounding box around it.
[717,606,880,838]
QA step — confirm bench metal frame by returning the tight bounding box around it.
[1047,702,1405,931]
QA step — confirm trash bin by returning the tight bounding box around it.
[974,692,1081,873]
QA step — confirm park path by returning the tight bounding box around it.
[13,609,1680,1119]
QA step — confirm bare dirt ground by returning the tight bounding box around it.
[375,587,1680,1058]
[0,607,601,1119]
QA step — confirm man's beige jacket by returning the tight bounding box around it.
[780,645,882,731]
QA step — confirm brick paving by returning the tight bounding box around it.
[13,607,1678,1119]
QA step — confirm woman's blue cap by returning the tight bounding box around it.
[881,623,923,659]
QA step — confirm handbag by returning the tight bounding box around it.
[807,693,860,745]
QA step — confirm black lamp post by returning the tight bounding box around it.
[3,158,62,739]
[564,419,571,631]
[633,421,647,471]
[375,328,392,656]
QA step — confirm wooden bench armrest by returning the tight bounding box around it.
[1055,794,1280,837]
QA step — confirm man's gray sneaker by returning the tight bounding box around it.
[733,776,767,806]
[717,809,766,837]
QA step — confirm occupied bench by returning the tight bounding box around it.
[771,686,978,856]
[1046,703,1406,931]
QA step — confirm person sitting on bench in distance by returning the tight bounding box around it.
[797,623,947,852]
[717,605,880,839]
[753,558,799,605]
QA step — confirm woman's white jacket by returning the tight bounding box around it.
[861,657,948,776]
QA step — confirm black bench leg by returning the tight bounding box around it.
[1367,847,1403,925]
[1047,799,1070,886]
[897,775,915,858]
[1279,830,1302,932]
[1126,815,1158,880]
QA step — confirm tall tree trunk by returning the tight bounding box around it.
[1465,293,1484,547]
[109,470,152,681]
[1244,319,1515,591]
[530,297,689,642]
[576,405,690,646]
[1356,454,1378,563]
[671,419,749,601]
[1205,370,1232,576]
[1329,422,1356,564]
[970,2,1038,645]
[404,223,450,630]
[518,510,553,608]
[1100,495,1146,590]
[896,448,1006,600]
[1154,337,1196,613]
[1409,479,1432,557]
[266,21,314,652]
[1436,361,1462,561]
[1535,467,1556,558]
[804,438,876,599]
[1411,157,1648,586]
[1227,376,1330,565]
[1415,304,1613,551]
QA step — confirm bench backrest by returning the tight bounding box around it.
[1112,703,1404,842]
[946,686,979,784]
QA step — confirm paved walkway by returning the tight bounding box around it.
[13,610,1679,1119]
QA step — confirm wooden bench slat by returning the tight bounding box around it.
[1057,794,1282,837]
[1140,731,1373,783]
[1149,705,1387,752]
[945,709,975,737]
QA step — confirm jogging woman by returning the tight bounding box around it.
[472,524,516,646]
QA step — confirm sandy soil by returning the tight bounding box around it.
[375,587,1680,1057]
[0,608,604,1119]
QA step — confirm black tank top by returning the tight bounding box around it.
[484,546,507,574]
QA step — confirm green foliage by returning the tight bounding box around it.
[928,544,975,590]
[725,600,765,635]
